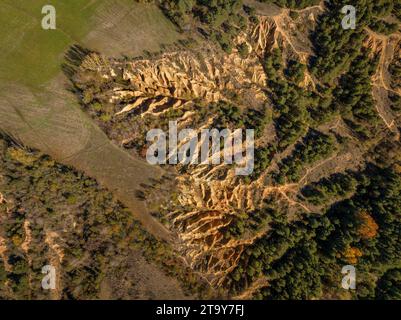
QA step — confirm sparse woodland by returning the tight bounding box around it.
[0,136,209,299]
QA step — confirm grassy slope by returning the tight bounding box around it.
[0,0,181,240]
[0,0,180,85]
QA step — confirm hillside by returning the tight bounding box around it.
[1,0,401,300]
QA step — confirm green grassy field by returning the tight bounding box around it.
[0,0,180,240]
[0,0,180,86]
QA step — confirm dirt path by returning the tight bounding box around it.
[233,276,268,300]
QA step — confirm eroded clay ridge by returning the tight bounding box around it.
[71,12,331,288]
[77,46,267,120]
[0,188,65,298]
[75,6,321,120]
